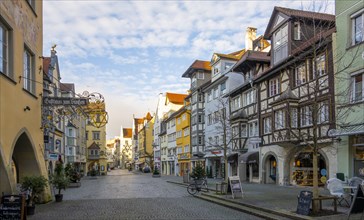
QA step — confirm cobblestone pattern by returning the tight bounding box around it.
[29,169,262,220]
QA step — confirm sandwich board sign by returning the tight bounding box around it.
[348,184,364,217]
[229,176,243,199]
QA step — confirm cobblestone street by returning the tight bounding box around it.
[28,169,262,220]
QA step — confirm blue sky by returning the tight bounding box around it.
[43,0,334,139]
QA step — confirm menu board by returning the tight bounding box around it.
[228,176,243,199]
[0,195,25,220]
[348,185,364,215]
[296,190,312,216]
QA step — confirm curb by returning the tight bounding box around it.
[166,180,218,192]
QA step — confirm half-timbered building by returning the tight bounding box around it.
[226,27,271,182]
[256,7,336,186]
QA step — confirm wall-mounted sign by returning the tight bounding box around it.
[48,153,59,161]
[43,97,89,106]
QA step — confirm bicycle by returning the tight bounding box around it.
[187,177,209,196]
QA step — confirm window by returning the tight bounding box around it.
[182,114,186,121]
[263,117,272,134]
[214,111,219,124]
[291,108,298,128]
[273,24,288,64]
[184,145,190,152]
[352,10,364,45]
[214,136,219,145]
[85,131,89,140]
[92,131,100,140]
[0,20,11,76]
[224,62,234,70]
[249,121,258,137]
[177,147,182,154]
[318,102,329,124]
[208,114,212,125]
[274,110,285,129]
[220,82,226,94]
[213,87,219,99]
[243,89,256,105]
[241,124,247,137]
[214,67,220,75]
[207,91,212,102]
[197,71,204,79]
[293,22,301,40]
[294,64,306,86]
[314,53,326,78]
[176,131,182,138]
[301,106,312,126]
[198,115,203,123]
[198,94,203,102]
[198,136,203,145]
[232,126,239,138]
[352,73,363,102]
[269,77,280,96]
[177,118,181,124]
[23,47,35,93]
[231,96,241,112]
[183,128,190,136]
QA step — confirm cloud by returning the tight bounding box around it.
[43,0,335,139]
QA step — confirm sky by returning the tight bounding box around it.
[43,0,334,140]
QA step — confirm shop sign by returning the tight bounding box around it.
[211,151,221,155]
[43,97,89,106]
[48,153,59,161]
[228,176,243,199]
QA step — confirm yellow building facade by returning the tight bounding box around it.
[85,102,108,175]
[176,107,191,176]
[0,0,51,199]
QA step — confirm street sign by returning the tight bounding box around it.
[43,97,89,106]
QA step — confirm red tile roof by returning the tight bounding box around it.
[166,92,188,104]
[275,7,335,22]
[182,60,211,78]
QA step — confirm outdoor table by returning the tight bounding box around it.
[344,186,360,201]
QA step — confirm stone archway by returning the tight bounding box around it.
[262,152,279,184]
[11,132,41,183]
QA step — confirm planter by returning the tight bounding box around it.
[26,205,35,215]
[55,194,63,202]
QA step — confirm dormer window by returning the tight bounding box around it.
[273,24,288,65]
[293,22,301,40]
[224,62,234,70]
[214,67,219,75]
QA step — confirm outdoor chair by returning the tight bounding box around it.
[348,177,364,194]
[326,178,350,207]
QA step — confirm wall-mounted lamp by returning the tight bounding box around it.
[24,106,31,111]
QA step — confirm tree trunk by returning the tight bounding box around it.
[312,148,320,213]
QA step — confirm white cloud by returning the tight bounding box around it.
[43,0,335,139]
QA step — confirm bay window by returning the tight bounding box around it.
[274,110,285,129]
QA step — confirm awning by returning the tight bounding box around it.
[328,124,364,137]
[240,151,259,164]
[227,153,238,163]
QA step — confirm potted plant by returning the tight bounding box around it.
[20,175,48,215]
[49,161,69,202]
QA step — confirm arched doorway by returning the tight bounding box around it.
[264,154,278,184]
[291,151,327,186]
[12,132,41,183]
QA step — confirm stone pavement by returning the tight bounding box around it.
[27,169,263,220]
[164,174,364,220]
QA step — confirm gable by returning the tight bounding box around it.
[273,14,286,29]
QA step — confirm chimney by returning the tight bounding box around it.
[245,27,257,51]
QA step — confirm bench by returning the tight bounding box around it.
[312,195,338,212]
[215,182,227,195]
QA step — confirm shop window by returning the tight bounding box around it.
[353,135,364,177]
